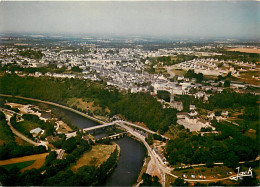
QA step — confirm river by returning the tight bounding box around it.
[50,107,146,186]
[6,97,146,186]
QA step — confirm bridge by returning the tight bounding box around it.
[0,94,169,186]
[0,94,168,140]
[66,120,170,140]
[98,132,127,140]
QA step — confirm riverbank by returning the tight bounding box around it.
[71,142,120,172]
[0,94,149,186]
[0,94,105,125]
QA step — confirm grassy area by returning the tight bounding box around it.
[155,67,167,73]
[67,97,103,113]
[233,71,260,85]
[171,68,186,76]
[71,144,116,172]
[165,173,177,186]
[172,165,234,180]
[0,153,48,172]
[232,119,259,131]
[14,135,32,146]
[13,120,42,140]
[15,120,41,132]
[1,160,35,170]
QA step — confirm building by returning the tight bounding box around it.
[30,127,43,136]
[189,105,196,111]
[170,94,183,111]
[177,112,188,119]
[221,111,229,118]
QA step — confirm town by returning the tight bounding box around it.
[0,34,259,186]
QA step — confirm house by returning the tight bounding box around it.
[177,75,184,81]
[203,94,210,102]
[189,105,196,111]
[177,112,187,119]
[197,119,210,128]
[207,112,215,120]
[221,111,229,118]
[30,127,43,136]
[170,101,184,111]
[186,110,198,121]
[35,72,42,77]
[195,92,204,99]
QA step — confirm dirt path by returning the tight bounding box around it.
[4,113,40,146]
[0,153,49,166]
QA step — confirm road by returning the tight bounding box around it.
[166,65,176,78]
[2,94,256,184]
[66,120,170,140]
[1,107,48,147]
[119,123,168,186]
[4,113,41,146]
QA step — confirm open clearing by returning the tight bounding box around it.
[67,97,109,113]
[1,160,35,171]
[14,135,32,146]
[226,48,260,54]
[15,120,41,132]
[0,153,48,172]
[171,68,186,76]
[71,144,116,172]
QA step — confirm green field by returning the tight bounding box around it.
[1,160,35,170]
[16,120,41,131]
[13,120,41,140]
[232,119,259,132]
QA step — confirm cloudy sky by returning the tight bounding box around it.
[0,1,259,39]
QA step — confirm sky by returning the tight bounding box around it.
[0,1,259,39]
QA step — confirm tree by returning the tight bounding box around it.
[71,66,83,73]
[224,151,239,169]
[218,62,223,68]
[172,178,188,186]
[20,169,42,186]
[62,137,77,153]
[224,80,230,87]
[146,133,153,145]
[45,151,57,166]
[157,90,170,102]
[141,173,161,186]
[206,159,214,168]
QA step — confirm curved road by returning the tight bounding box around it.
[2,110,41,146]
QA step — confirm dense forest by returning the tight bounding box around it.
[166,119,259,167]
[195,90,259,110]
[0,74,177,134]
